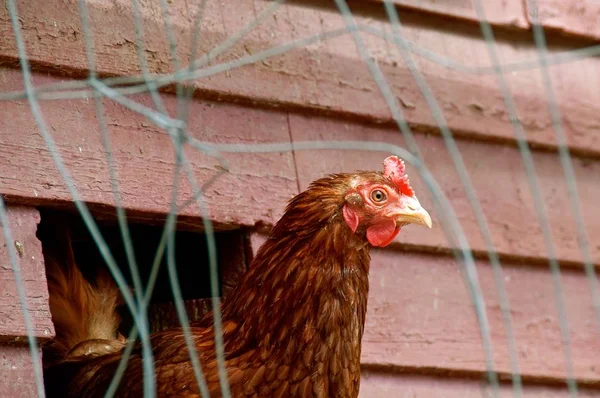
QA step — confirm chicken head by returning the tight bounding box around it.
[342,156,432,247]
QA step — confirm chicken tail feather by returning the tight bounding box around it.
[43,224,125,366]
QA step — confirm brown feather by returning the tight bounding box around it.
[44,167,426,397]
[43,224,125,369]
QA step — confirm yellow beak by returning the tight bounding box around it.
[392,196,432,228]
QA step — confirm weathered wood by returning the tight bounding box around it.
[0,70,298,229]
[251,231,600,382]
[359,371,600,397]
[1,1,600,156]
[2,71,598,265]
[0,344,43,398]
[289,113,600,265]
[0,206,54,341]
[363,248,600,382]
[372,0,529,28]
[526,0,600,40]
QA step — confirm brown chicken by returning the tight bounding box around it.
[43,156,432,398]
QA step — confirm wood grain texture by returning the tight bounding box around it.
[0,345,43,398]
[251,231,600,383]
[527,0,600,40]
[2,70,598,265]
[0,70,298,229]
[1,1,600,155]
[363,249,600,382]
[371,0,529,28]
[359,371,600,397]
[289,113,600,265]
[0,206,54,341]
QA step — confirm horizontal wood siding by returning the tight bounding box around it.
[2,0,600,156]
[0,0,598,396]
[0,69,298,229]
[527,0,600,39]
[360,371,600,397]
[371,0,529,28]
[2,73,599,264]
[0,345,43,398]
[0,206,53,341]
[0,207,49,396]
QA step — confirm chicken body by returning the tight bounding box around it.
[43,157,432,398]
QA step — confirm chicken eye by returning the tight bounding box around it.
[370,189,387,203]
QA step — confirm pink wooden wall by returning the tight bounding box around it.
[1,0,599,396]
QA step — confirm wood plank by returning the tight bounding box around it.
[526,0,600,40]
[0,206,54,341]
[251,232,600,382]
[2,0,600,156]
[371,0,528,28]
[289,113,600,265]
[0,345,43,398]
[0,70,298,229]
[363,249,600,382]
[359,371,600,397]
[3,69,598,265]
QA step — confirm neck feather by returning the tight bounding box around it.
[221,186,372,356]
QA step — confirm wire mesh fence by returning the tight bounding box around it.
[0,0,598,397]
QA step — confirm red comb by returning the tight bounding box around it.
[383,156,415,197]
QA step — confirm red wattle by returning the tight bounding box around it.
[366,219,400,247]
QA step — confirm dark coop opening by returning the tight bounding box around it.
[36,208,250,338]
